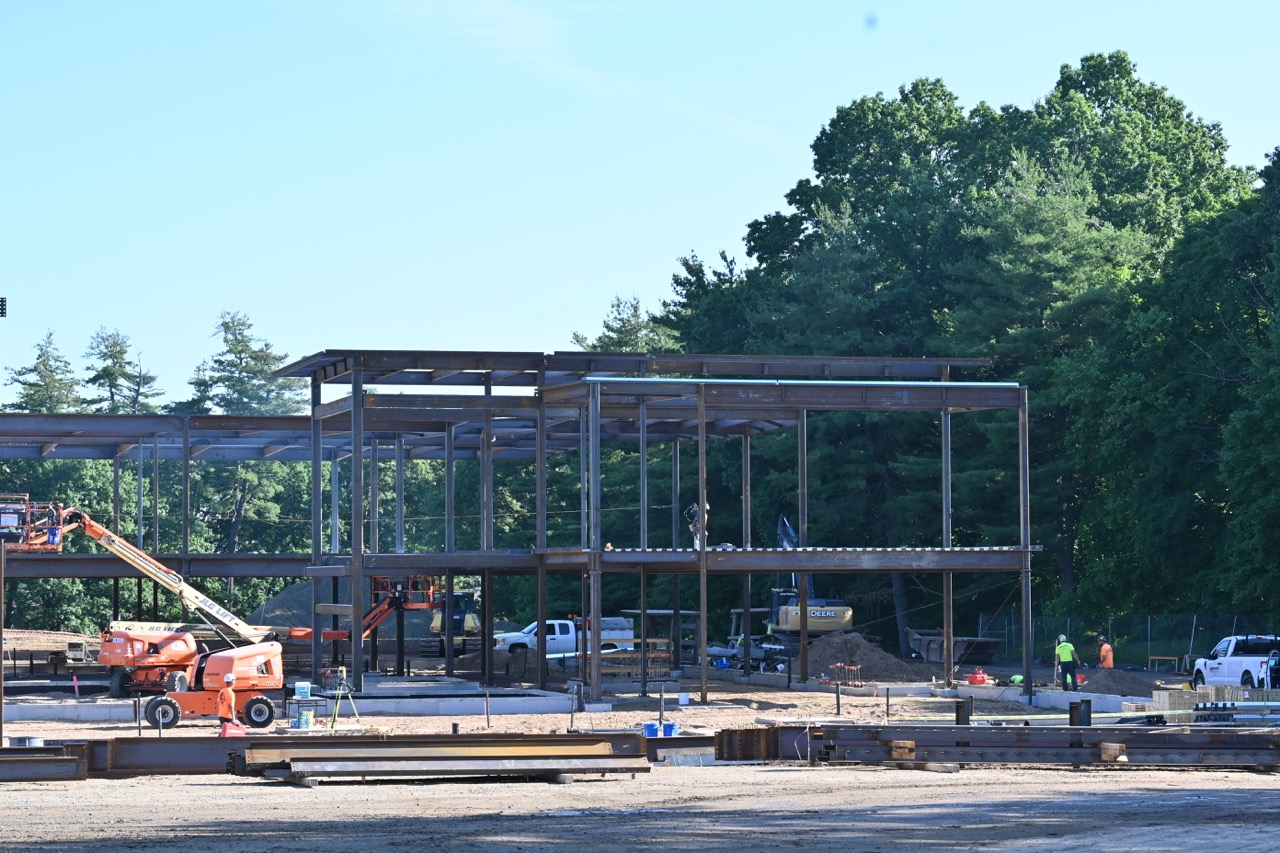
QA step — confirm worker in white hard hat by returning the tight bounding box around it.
[216,673,237,724]
[1054,634,1081,691]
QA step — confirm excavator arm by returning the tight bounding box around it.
[65,509,273,644]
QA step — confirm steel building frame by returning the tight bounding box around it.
[274,350,1037,701]
[0,350,1036,707]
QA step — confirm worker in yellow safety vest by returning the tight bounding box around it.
[1054,634,1081,691]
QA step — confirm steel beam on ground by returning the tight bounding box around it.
[0,755,86,781]
[728,723,1280,771]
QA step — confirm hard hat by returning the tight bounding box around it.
[1057,634,1066,643]
[1010,674,1024,684]
[224,673,236,684]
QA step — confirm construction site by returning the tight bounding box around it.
[4,350,1280,852]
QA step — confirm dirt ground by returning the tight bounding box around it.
[2,678,1275,853]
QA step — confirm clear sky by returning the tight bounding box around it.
[1,1,1273,407]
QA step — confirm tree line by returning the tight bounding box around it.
[5,52,1278,650]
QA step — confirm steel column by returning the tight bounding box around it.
[481,407,493,552]
[942,391,954,687]
[445,425,455,554]
[798,409,809,682]
[394,437,405,555]
[181,417,190,575]
[639,398,648,548]
[310,379,324,677]
[350,358,365,693]
[578,408,588,550]
[588,381,604,702]
[1019,387,1033,697]
[369,438,379,556]
[698,386,708,704]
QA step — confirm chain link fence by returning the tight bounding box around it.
[975,613,1275,672]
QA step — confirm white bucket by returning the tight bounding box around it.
[678,692,689,706]
[295,681,312,699]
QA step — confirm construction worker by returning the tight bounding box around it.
[1055,634,1081,691]
[45,502,62,545]
[684,502,708,549]
[216,673,237,724]
[1097,636,1114,669]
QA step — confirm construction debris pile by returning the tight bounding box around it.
[1077,668,1157,697]
[804,632,936,683]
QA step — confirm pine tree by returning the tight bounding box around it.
[84,328,162,414]
[4,332,85,413]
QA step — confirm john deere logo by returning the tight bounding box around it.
[811,610,838,617]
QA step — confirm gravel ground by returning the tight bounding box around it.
[2,678,1273,853]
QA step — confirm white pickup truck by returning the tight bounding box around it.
[493,617,636,657]
[1191,635,1280,688]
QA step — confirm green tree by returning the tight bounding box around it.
[571,296,680,353]
[659,51,1251,637]
[200,311,305,416]
[171,313,306,608]
[4,332,85,413]
[84,328,163,414]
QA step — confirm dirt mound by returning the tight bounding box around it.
[2,629,99,652]
[1080,668,1155,697]
[803,632,935,682]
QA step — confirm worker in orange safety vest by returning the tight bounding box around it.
[216,673,237,724]
[1097,636,1114,669]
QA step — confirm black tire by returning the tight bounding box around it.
[164,671,189,692]
[241,696,275,728]
[1242,673,1255,688]
[143,695,182,729]
[1192,671,1205,687]
[508,644,527,654]
[108,669,132,699]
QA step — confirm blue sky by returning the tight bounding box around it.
[1,1,1273,407]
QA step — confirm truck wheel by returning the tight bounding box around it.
[508,644,527,654]
[144,696,182,729]
[241,696,276,728]
[164,671,189,692]
[108,669,132,699]
[1242,673,1255,688]
[1192,671,1205,688]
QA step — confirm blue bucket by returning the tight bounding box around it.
[642,722,659,738]
[662,722,678,737]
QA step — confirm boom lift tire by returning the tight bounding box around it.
[108,669,132,699]
[144,695,182,729]
[241,696,276,728]
[164,671,189,692]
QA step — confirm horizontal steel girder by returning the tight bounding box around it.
[3,553,318,579]
[5,546,1035,580]
[544,546,1036,574]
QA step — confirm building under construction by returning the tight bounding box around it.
[0,349,1037,702]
